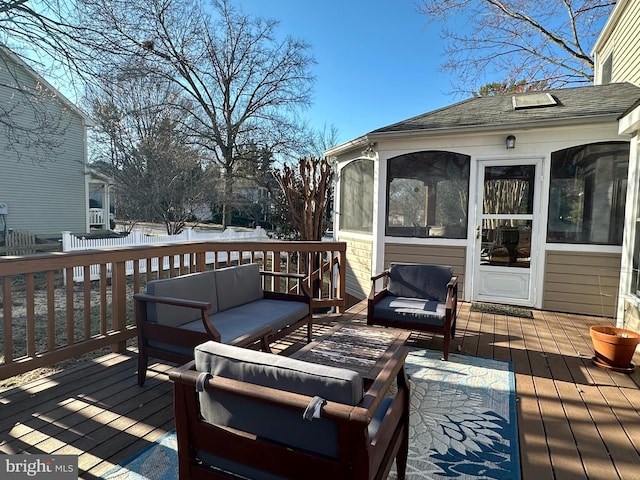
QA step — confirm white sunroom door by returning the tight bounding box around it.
[473,160,541,306]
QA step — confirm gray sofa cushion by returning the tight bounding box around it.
[387,263,453,302]
[146,270,218,328]
[374,296,446,326]
[183,312,266,345]
[194,341,363,459]
[215,263,264,312]
[216,299,309,335]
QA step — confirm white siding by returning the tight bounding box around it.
[594,0,640,86]
[0,51,88,235]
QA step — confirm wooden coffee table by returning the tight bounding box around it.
[291,323,410,381]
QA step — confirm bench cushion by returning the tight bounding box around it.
[387,263,452,302]
[146,270,218,328]
[194,342,363,459]
[373,295,446,327]
[215,263,264,311]
[215,299,309,335]
[181,312,267,346]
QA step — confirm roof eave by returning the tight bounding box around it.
[366,113,621,141]
[0,45,94,127]
[591,0,628,56]
[619,104,640,136]
[324,135,371,157]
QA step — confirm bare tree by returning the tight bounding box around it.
[80,0,315,227]
[273,156,333,241]
[418,0,615,94]
[89,76,215,234]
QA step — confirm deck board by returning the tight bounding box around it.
[1,302,640,479]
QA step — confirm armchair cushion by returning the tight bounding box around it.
[194,341,364,459]
[374,296,446,326]
[146,270,218,328]
[215,263,264,311]
[387,263,453,302]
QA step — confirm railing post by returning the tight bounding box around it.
[111,260,128,353]
[336,247,347,313]
[61,231,72,252]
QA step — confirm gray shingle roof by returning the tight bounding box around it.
[371,83,640,135]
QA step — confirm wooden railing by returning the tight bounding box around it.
[0,240,346,380]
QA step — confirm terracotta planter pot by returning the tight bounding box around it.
[590,326,640,372]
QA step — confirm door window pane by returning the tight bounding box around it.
[483,165,535,215]
[481,219,532,268]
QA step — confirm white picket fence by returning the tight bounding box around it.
[61,227,270,283]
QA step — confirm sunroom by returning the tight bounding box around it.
[328,82,640,321]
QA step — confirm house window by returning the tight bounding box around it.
[601,53,613,84]
[339,159,374,233]
[386,151,470,239]
[548,142,629,245]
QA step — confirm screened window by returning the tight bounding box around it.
[386,151,470,238]
[548,142,629,245]
[339,159,374,233]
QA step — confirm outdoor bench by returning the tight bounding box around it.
[133,262,312,386]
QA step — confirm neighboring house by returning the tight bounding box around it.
[0,45,94,239]
[592,0,640,86]
[88,168,115,230]
[592,0,640,330]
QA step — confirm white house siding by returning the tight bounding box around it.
[0,51,88,235]
[593,0,640,86]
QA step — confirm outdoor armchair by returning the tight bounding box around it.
[367,263,458,360]
[168,341,410,480]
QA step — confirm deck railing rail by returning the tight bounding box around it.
[0,240,346,380]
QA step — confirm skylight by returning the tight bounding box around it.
[512,93,558,110]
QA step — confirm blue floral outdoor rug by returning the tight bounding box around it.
[101,349,519,480]
[390,349,520,479]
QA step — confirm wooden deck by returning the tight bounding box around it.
[2,301,640,479]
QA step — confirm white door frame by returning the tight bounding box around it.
[471,157,544,307]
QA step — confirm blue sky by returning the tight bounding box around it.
[237,0,460,144]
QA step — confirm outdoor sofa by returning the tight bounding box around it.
[134,263,312,386]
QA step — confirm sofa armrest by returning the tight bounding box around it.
[134,292,222,342]
[445,276,458,310]
[261,271,312,300]
[370,270,389,283]
[368,270,390,304]
[360,346,408,411]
